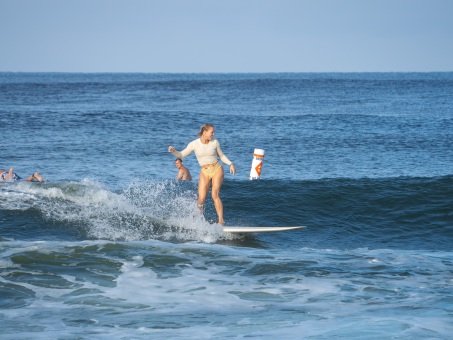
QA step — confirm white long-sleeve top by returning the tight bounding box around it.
[172,138,232,167]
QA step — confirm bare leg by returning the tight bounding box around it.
[197,172,211,214]
[211,166,225,225]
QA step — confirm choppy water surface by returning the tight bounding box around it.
[1,72,452,338]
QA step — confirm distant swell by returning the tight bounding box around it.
[222,175,453,250]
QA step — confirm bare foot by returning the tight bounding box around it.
[32,172,45,182]
[25,172,45,182]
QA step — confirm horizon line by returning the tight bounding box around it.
[1,70,453,74]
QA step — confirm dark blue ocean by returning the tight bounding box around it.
[1,72,452,339]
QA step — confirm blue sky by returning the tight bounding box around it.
[1,0,452,72]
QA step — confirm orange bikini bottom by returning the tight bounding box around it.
[200,161,222,179]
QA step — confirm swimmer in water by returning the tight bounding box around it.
[0,168,45,182]
[175,158,192,181]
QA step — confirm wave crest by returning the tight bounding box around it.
[0,179,234,243]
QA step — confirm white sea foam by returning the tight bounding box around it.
[1,179,238,242]
[1,240,452,338]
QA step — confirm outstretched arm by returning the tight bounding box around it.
[168,141,195,159]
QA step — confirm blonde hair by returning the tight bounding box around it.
[196,123,214,136]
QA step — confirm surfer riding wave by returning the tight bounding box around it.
[168,123,236,225]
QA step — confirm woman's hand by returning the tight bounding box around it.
[168,146,175,153]
[230,163,236,175]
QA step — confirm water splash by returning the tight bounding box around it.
[1,179,237,242]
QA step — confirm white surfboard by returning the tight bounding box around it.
[223,226,305,233]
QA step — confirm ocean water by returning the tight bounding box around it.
[1,72,452,339]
